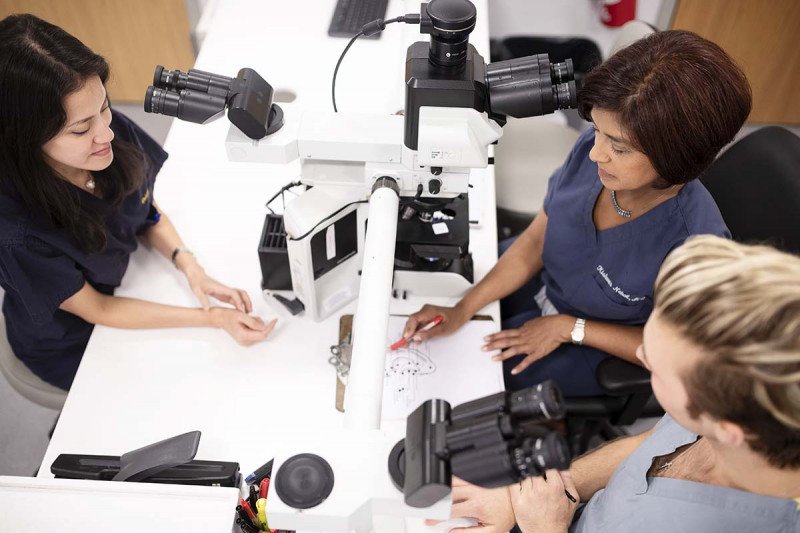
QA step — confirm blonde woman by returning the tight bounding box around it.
[442,236,800,533]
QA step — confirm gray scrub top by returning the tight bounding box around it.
[571,415,800,532]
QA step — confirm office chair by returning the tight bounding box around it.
[0,315,67,411]
[701,126,800,254]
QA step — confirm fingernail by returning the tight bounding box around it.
[413,335,421,342]
[511,369,519,375]
[484,336,490,341]
[491,355,500,361]
[481,345,488,351]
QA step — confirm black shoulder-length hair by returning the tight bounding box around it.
[0,14,147,253]
[577,30,752,187]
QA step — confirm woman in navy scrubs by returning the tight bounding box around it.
[0,15,276,391]
[405,31,752,396]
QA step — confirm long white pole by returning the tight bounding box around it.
[344,178,400,430]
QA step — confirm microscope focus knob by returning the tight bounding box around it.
[428,178,442,195]
[274,453,335,509]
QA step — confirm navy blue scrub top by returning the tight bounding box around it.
[0,110,168,390]
[540,128,729,325]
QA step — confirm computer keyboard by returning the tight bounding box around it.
[328,0,389,40]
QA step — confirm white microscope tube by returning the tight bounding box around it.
[344,182,400,430]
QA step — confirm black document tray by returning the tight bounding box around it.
[51,454,240,487]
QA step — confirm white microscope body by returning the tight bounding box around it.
[226,106,501,532]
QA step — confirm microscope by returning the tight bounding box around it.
[145,1,576,530]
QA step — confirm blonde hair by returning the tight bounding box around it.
[654,235,800,466]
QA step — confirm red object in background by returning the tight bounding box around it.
[600,0,637,27]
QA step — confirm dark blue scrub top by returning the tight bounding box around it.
[0,111,168,390]
[541,128,730,325]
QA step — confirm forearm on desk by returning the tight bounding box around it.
[61,283,218,330]
[458,212,548,317]
[569,428,653,502]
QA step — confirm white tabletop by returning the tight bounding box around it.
[39,0,499,485]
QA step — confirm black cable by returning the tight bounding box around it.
[289,199,368,241]
[331,14,421,112]
[265,180,303,213]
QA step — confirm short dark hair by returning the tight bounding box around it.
[578,30,752,187]
[0,14,146,253]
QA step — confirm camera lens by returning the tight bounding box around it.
[509,380,565,421]
[144,86,180,116]
[424,0,477,67]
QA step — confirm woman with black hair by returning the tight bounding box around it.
[0,14,276,391]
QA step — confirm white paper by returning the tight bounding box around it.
[382,316,504,420]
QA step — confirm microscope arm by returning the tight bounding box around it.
[344,178,401,430]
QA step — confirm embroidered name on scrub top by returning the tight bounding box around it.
[596,264,647,303]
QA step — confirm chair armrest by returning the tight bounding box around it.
[597,358,652,396]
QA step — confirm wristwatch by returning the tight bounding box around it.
[570,318,586,345]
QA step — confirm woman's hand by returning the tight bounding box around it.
[425,476,516,533]
[211,308,276,345]
[403,304,470,342]
[510,470,579,533]
[484,315,573,375]
[183,262,252,313]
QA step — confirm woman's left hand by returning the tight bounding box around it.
[483,315,573,375]
[510,470,579,533]
[183,263,252,313]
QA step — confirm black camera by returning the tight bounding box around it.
[144,65,284,140]
[389,380,571,508]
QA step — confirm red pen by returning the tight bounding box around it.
[390,315,444,351]
[259,476,270,499]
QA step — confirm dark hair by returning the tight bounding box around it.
[0,14,146,253]
[577,30,752,187]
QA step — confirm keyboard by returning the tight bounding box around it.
[328,0,389,40]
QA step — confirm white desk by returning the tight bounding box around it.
[35,0,500,528]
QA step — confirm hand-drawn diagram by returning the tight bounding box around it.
[381,316,504,420]
[385,340,436,412]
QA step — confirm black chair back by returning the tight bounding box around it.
[701,126,800,254]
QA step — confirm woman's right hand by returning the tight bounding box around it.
[211,308,276,345]
[403,304,470,342]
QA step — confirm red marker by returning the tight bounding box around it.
[390,315,444,351]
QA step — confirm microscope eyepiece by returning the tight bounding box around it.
[144,65,283,139]
[513,432,571,478]
[485,54,578,118]
[144,86,180,116]
[509,380,566,421]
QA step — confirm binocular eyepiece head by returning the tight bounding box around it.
[143,65,284,140]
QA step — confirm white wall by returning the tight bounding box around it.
[488,0,673,58]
